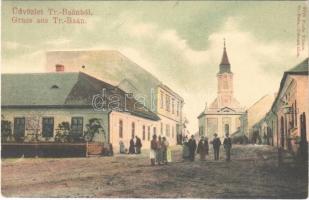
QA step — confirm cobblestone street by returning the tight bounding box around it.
[1,145,308,198]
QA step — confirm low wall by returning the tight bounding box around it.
[1,142,104,158]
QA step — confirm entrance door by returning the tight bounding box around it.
[224,124,229,135]
[280,116,285,148]
[300,112,308,162]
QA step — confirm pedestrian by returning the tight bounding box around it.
[162,137,169,164]
[119,141,126,154]
[150,135,157,166]
[212,133,221,160]
[156,136,163,165]
[129,136,135,154]
[223,133,232,161]
[133,136,137,153]
[182,139,190,160]
[188,135,197,161]
[135,136,142,154]
[197,136,209,161]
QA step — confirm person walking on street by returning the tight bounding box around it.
[182,138,190,160]
[133,136,137,153]
[150,135,157,166]
[119,141,126,154]
[197,136,209,161]
[212,133,221,160]
[223,133,232,161]
[129,137,135,154]
[162,137,169,164]
[156,136,163,165]
[135,136,142,154]
[188,135,197,161]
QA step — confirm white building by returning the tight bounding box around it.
[198,42,245,139]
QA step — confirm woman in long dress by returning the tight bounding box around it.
[182,139,190,160]
[150,135,157,166]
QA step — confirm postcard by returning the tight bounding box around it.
[1,0,308,198]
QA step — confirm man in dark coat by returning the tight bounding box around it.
[197,136,209,161]
[129,137,135,154]
[223,133,232,161]
[188,135,197,161]
[212,133,221,160]
[135,136,142,154]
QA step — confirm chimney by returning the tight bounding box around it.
[55,64,64,72]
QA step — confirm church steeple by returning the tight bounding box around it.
[219,39,231,74]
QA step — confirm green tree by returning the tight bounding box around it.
[55,122,71,143]
[1,120,12,142]
[84,118,104,142]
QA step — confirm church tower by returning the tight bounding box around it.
[217,40,234,108]
[198,39,244,139]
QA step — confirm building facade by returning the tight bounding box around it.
[1,72,160,152]
[268,58,308,153]
[240,94,276,143]
[198,42,245,139]
[45,50,184,145]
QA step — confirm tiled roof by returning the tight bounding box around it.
[2,72,160,121]
[271,58,308,111]
[219,47,231,74]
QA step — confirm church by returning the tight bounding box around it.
[198,41,245,139]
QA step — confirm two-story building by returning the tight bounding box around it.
[45,50,185,145]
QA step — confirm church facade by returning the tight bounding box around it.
[198,42,245,139]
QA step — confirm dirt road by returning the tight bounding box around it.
[1,145,308,198]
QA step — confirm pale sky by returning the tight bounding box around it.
[2,1,308,134]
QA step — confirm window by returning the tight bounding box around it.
[143,125,149,140]
[160,123,163,135]
[224,124,229,135]
[131,122,135,138]
[223,80,228,89]
[148,126,151,141]
[199,126,204,136]
[166,94,170,112]
[14,117,25,137]
[160,92,164,109]
[177,102,180,116]
[71,117,83,136]
[172,99,175,114]
[119,120,123,138]
[153,127,156,138]
[166,124,170,137]
[42,117,54,137]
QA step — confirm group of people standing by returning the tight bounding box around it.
[126,136,142,154]
[183,133,232,162]
[150,135,171,165]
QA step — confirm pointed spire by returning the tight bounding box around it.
[220,38,230,65]
[219,38,231,74]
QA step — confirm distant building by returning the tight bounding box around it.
[1,71,160,151]
[263,58,308,153]
[45,50,184,145]
[240,94,276,143]
[198,41,245,140]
